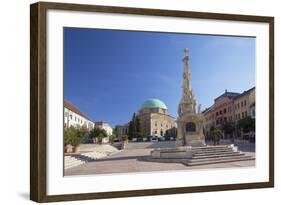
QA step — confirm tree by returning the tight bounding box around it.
[222,122,235,140]
[135,116,141,133]
[238,117,255,133]
[128,113,143,139]
[128,122,134,140]
[77,125,90,143]
[210,128,223,145]
[109,126,117,144]
[89,127,108,143]
[64,126,81,147]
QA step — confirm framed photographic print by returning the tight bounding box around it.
[30,1,274,202]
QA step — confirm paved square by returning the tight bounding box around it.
[64,142,255,176]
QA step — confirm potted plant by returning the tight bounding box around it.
[64,127,74,153]
[71,136,81,153]
[64,126,82,153]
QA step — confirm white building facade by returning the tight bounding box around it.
[94,122,113,144]
[64,100,94,130]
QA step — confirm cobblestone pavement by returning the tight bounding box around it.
[64,142,255,176]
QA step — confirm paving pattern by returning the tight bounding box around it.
[64,142,255,176]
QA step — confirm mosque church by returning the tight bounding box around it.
[117,49,196,140]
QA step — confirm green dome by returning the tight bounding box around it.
[141,99,168,110]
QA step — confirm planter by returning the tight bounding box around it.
[64,144,73,153]
[72,146,80,153]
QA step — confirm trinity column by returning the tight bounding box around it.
[176,48,205,147]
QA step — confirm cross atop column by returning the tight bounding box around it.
[184,48,189,57]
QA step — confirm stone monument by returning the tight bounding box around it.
[176,48,205,147]
[146,49,254,166]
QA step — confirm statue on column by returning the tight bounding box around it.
[176,48,205,147]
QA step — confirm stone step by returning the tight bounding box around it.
[81,152,107,159]
[65,159,84,164]
[64,160,85,169]
[65,161,85,169]
[184,156,254,166]
[192,152,244,159]
[65,158,82,164]
[189,153,246,161]
[194,152,237,157]
[194,149,233,155]
[65,159,82,166]
[65,161,84,168]
[64,156,86,169]
[192,147,232,151]
[193,149,233,153]
[192,145,230,149]
[64,156,77,161]
[65,155,80,160]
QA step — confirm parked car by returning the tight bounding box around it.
[143,137,148,142]
[137,137,143,142]
[132,138,137,142]
[169,136,175,141]
[158,136,165,141]
[150,136,158,142]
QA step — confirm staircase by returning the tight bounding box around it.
[64,145,120,169]
[183,145,255,166]
[64,155,86,169]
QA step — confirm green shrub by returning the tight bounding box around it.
[64,126,82,147]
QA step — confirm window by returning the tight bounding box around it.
[155,122,157,126]
[241,101,243,107]
[216,112,218,116]
[224,117,227,121]
[238,104,240,109]
[238,113,241,119]
[186,122,196,132]
[242,112,244,118]
[224,108,226,113]
[70,114,72,119]
[245,111,247,117]
[220,110,222,114]
[244,100,247,106]
[154,130,157,134]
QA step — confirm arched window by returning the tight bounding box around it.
[186,122,196,132]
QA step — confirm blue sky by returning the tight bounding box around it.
[64,27,255,127]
